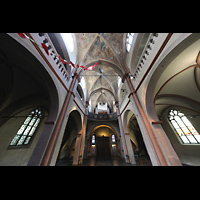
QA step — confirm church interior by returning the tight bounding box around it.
[0,33,200,166]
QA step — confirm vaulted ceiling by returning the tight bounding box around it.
[74,33,126,112]
[154,34,200,119]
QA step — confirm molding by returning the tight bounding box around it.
[25,33,69,92]
[135,33,173,93]
[73,99,87,116]
[154,65,196,104]
[120,100,130,116]
[194,67,200,92]
[152,121,162,124]
[128,91,134,98]
[44,121,55,124]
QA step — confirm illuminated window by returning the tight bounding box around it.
[126,33,134,52]
[118,76,121,87]
[60,33,74,52]
[92,135,95,144]
[80,77,85,90]
[168,109,200,144]
[112,135,116,143]
[9,108,42,147]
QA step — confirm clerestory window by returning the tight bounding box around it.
[168,109,200,144]
[60,33,74,52]
[126,33,135,52]
[9,108,42,147]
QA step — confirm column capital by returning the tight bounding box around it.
[122,73,129,83]
[74,72,81,83]
[85,101,89,107]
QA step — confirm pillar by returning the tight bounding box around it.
[40,71,80,166]
[123,75,181,166]
[116,101,136,164]
[72,101,89,165]
[124,132,136,164]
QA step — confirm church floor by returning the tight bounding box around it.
[56,156,152,166]
[81,156,131,166]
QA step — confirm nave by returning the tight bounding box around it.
[56,155,152,166]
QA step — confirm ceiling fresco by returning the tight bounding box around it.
[74,33,125,113]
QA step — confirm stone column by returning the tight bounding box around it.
[124,132,136,164]
[123,75,181,166]
[116,101,136,164]
[40,71,80,166]
[72,101,89,165]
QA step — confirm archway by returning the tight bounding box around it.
[55,110,82,166]
[0,33,59,166]
[123,110,152,166]
[145,34,200,165]
[88,125,119,161]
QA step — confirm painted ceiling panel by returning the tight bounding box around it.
[74,33,125,113]
[75,33,97,63]
[81,36,120,67]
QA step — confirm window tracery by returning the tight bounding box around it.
[168,109,200,144]
[9,108,42,146]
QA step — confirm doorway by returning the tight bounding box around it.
[96,136,111,159]
[88,125,119,162]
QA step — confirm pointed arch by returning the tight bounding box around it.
[88,87,116,102]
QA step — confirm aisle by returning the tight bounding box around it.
[81,156,132,166]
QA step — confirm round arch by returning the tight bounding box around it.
[88,124,120,158]
[55,109,82,165]
[145,33,200,121]
[123,109,152,165]
[91,125,117,137]
[0,33,60,166]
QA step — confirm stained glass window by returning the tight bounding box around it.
[168,109,200,144]
[112,135,116,143]
[92,135,95,144]
[9,108,42,147]
[126,33,135,52]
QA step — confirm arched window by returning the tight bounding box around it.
[60,33,74,52]
[9,108,42,146]
[168,109,200,144]
[112,134,116,143]
[92,135,95,144]
[126,33,135,52]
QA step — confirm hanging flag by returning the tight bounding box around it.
[70,61,75,68]
[17,33,74,67]
[58,54,68,64]
[88,66,94,70]
[17,33,26,39]
[87,62,97,70]
[58,54,64,63]
[63,59,69,65]
[41,43,49,55]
